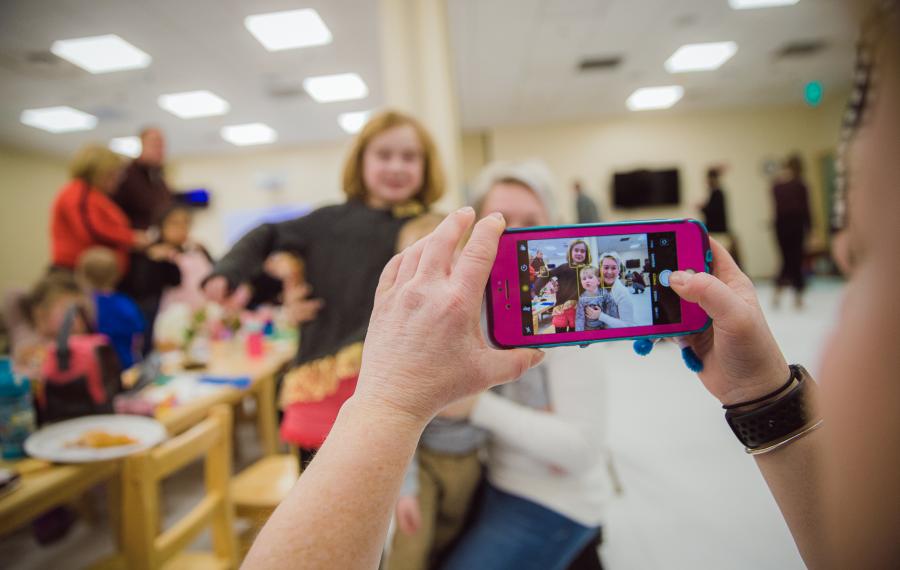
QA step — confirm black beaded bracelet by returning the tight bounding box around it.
[722,367,797,410]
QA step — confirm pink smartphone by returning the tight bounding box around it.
[486,219,712,349]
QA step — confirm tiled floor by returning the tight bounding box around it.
[2,278,843,569]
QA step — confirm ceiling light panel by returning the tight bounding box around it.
[303,73,369,103]
[245,9,332,51]
[20,106,98,133]
[626,86,684,111]
[338,110,372,134]
[728,0,799,9]
[158,90,230,119]
[221,123,278,146]
[109,136,141,157]
[665,42,738,73]
[50,34,151,74]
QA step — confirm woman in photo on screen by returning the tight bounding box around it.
[584,251,636,328]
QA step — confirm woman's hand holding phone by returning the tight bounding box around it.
[352,208,545,426]
[667,239,791,406]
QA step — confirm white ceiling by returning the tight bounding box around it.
[0,0,857,158]
[0,0,383,158]
[447,0,857,129]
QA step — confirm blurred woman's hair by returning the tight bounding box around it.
[469,159,558,222]
[341,110,445,208]
[69,144,123,190]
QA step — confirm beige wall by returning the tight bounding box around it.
[168,143,351,258]
[0,146,67,291]
[470,97,846,278]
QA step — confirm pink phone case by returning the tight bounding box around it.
[486,219,711,349]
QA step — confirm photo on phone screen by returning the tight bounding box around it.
[518,232,681,336]
[487,219,710,349]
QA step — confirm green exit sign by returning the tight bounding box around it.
[804,81,823,107]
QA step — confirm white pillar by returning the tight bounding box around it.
[378,0,463,209]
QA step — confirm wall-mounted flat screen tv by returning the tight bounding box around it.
[613,168,680,209]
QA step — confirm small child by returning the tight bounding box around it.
[5,271,89,379]
[575,265,615,331]
[156,206,214,313]
[77,247,145,369]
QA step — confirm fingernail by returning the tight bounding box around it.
[669,271,689,287]
[530,349,545,366]
[490,211,505,221]
[457,206,474,215]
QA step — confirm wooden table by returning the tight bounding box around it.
[0,338,295,538]
[0,458,119,536]
[532,295,556,332]
[155,339,295,454]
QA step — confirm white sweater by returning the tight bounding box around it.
[597,279,636,328]
[469,347,613,526]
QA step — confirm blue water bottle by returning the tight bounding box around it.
[0,357,36,459]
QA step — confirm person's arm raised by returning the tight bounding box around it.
[669,238,827,569]
[242,207,544,570]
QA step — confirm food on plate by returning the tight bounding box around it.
[67,430,138,448]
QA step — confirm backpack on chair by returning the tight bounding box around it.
[38,305,122,423]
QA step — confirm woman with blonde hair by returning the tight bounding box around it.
[50,144,147,274]
[204,110,446,465]
[583,251,637,328]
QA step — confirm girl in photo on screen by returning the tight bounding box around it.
[535,239,592,333]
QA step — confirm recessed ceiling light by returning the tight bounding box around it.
[626,86,684,111]
[303,73,368,103]
[20,106,98,133]
[728,0,799,9]
[221,123,278,146]
[50,34,151,74]
[665,41,738,73]
[109,136,141,158]
[338,110,372,134]
[158,90,230,119]
[244,9,332,51]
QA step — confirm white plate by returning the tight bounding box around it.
[24,415,167,463]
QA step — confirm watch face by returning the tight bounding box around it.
[725,365,817,450]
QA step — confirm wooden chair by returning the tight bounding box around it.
[94,405,238,570]
[230,449,299,557]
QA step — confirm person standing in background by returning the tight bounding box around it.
[113,127,173,230]
[699,167,742,268]
[203,111,446,469]
[772,154,812,309]
[700,167,728,234]
[114,127,176,352]
[573,181,600,223]
[50,145,147,275]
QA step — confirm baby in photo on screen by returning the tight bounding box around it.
[575,266,615,331]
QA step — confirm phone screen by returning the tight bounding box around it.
[515,231,682,336]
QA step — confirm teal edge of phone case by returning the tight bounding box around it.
[497,218,714,350]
